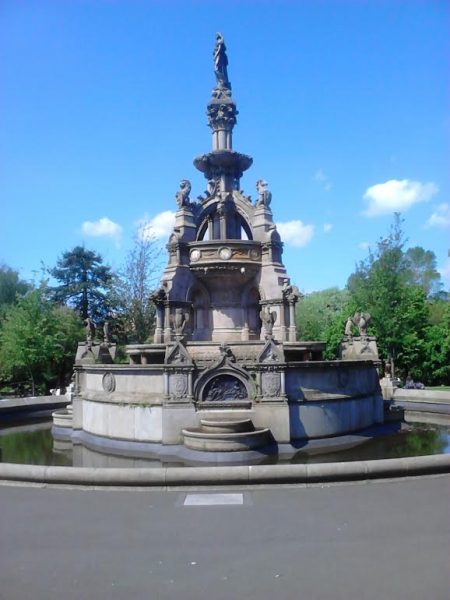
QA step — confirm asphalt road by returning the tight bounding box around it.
[0,476,449,600]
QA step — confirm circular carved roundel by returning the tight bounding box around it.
[102,372,116,393]
[218,247,232,260]
[190,249,201,262]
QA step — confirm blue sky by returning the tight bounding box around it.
[1,1,449,292]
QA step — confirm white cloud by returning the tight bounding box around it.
[314,169,332,191]
[276,220,315,247]
[426,203,450,229]
[139,210,176,240]
[81,217,122,239]
[323,223,333,233]
[439,257,450,288]
[358,241,371,250]
[362,179,438,217]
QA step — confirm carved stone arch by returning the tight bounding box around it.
[186,279,210,304]
[196,203,220,241]
[241,281,261,340]
[233,205,254,241]
[187,281,211,341]
[194,361,254,404]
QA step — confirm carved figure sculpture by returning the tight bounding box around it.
[172,308,188,336]
[213,33,229,87]
[352,311,371,337]
[344,317,354,338]
[260,306,277,336]
[103,320,110,344]
[282,281,301,303]
[175,180,191,208]
[256,179,272,207]
[84,318,95,347]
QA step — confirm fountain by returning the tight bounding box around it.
[53,34,383,460]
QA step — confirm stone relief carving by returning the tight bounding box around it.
[169,372,188,399]
[262,372,281,397]
[207,102,238,129]
[203,375,247,402]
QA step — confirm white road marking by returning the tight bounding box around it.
[183,493,244,506]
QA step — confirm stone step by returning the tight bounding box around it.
[199,418,254,434]
[182,427,271,452]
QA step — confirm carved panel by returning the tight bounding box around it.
[203,375,247,402]
[169,373,188,399]
[261,372,281,397]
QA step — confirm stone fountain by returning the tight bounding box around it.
[54,35,383,458]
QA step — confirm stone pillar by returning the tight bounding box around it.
[187,371,193,400]
[154,305,164,343]
[288,301,296,342]
[279,302,287,341]
[164,304,172,343]
[241,307,249,341]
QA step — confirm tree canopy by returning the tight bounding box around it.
[49,246,114,324]
[0,286,83,395]
[314,214,449,384]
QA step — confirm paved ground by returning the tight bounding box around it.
[0,476,449,600]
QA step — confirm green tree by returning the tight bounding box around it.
[422,303,450,385]
[404,246,441,297]
[0,287,83,394]
[49,246,114,324]
[296,287,349,341]
[112,232,162,343]
[0,265,31,319]
[344,215,432,379]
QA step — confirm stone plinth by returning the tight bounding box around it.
[340,337,379,361]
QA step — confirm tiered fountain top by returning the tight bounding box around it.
[194,33,252,187]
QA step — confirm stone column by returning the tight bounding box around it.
[288,301,296,342]
[279,302,287,341]
[164,303,172,343]
[154,305,164,343]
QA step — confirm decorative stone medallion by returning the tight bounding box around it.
[169,373,188,398]
[249,248,260,260]
[190,249,201,262]
[102,372,116,393]
[262,372,281,397]
[218,246,232,260]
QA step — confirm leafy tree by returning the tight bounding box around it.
[342,214,445,382]
[422,303,450,385]
[112,232,162,343]
[0,287,83,394]
[49,246,114,324]
[296,287,349,341]
[0,265,31,318]
[404,246,441,297]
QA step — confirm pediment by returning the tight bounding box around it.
[165,341,192,365]
[258,339,284,363]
